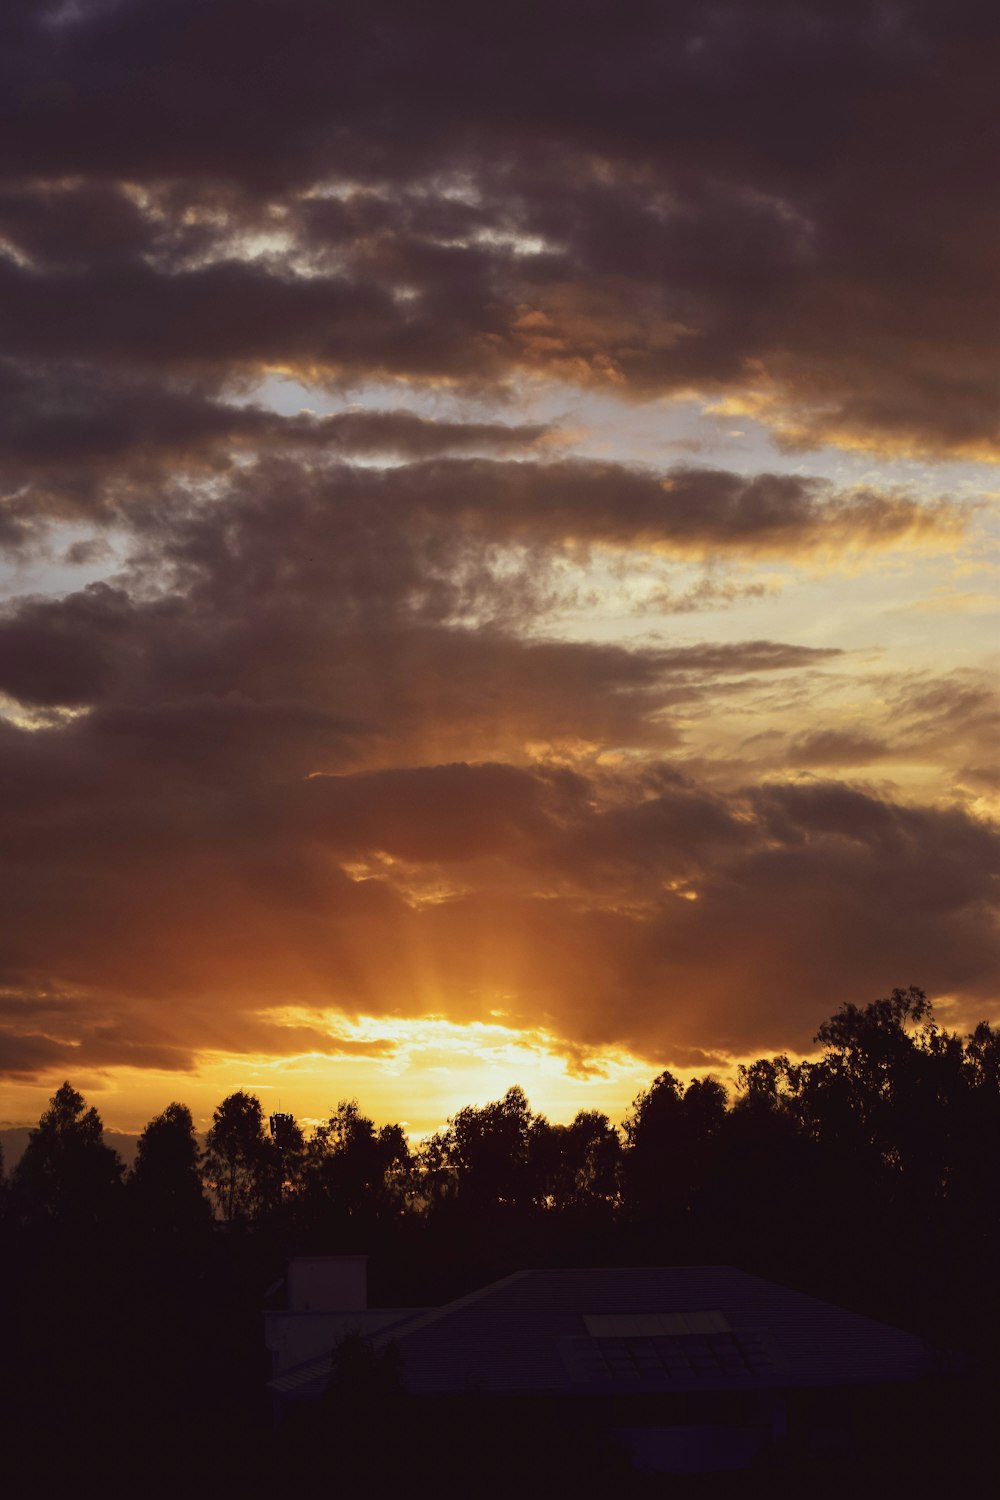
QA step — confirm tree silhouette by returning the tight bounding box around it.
[12,1081,123,1225]
[130,1101,211,1234]
[434,1085,540,1210]
[623,1069,684,1149]
[303,1099,411,1224]
[791,987,963,1188]
[8,986,1000,1496]
[535,1110,622,1209]
[203,1090,270,1220]
[265,1109,306,1210]
[621,1069,684,1216]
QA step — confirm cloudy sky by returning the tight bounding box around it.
[1,0,998,1137]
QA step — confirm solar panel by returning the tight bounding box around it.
[562,1329,778,1386]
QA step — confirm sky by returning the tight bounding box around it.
[0,0,998,1140]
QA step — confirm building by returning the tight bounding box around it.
[264,1254,426,1378]
[266,1261,935,1473]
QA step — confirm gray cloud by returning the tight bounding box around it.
[0,5,996,452]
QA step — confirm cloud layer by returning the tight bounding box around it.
[3,4,1000,453]
[0,1,997,1108]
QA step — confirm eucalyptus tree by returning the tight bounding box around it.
[203,1090,272,1221]
[13,1081,123,1226]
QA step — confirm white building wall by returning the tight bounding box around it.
[265,1311,371,1374]
[287,1255,367,1312]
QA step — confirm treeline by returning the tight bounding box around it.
[4,986,1000,1322]
[3,985,1000,1492]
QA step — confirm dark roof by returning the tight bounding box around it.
[367,1266,934,1396]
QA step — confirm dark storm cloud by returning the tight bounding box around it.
[0,988,195,1079]
[0,444,984,1083]
[393,777,1000,1059]
[1,378,956,551]
[299,762,589,863]
[0,255,515,395]
[0,453,879,1082]
[0,361,554,534]
[0,365,550,470]
[0,549,839,770]
[329,459,954,556]
[0,179,153,269]
[3,445,918,776]
[1,3,999,449]
[0,986,395,1080]
[0,739,995,1078]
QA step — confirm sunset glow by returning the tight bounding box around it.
[1,2,998,1144]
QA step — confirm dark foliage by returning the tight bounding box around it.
[10,1079,124,1228]
[129,1100,212,1237]
[4,987,1000,1495]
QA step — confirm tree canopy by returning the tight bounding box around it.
[5,986,1000,1350]
[12,1080,123,1226]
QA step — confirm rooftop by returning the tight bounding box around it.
[269,1264,934,1402]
